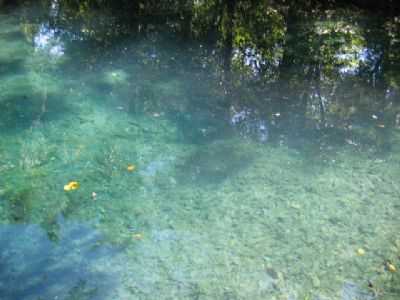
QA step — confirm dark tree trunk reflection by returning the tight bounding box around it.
[223,0,236,74]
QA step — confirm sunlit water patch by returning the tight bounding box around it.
[33,23,65,58]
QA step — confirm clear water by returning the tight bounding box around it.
[1,2,400,300]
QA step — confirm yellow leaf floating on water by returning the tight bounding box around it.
[127,164,136,172]
[64,181,80,191]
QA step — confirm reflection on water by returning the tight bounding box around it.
[230,105,269,143]
[34,23,65,58]
[0,1,399,299]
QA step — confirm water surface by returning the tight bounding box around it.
[0,2,400,300]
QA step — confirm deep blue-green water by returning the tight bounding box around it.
[1,2,400,300]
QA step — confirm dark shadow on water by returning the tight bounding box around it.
[0,92,72,133]
[172,110,234,145]
[0,58,25,78]
[175,142,254,185]
[0,30,26,42]
[0,217,124,300]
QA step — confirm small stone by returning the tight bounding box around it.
[265,267,278,279]
[312,276,320,288]
[132,233,143,240]
[289,202,301,209]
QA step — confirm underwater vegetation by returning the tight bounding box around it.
[0,1,399,299]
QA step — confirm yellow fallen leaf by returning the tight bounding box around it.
[387,263,396,272]
[356,248,365,256]
[64,181,80,191]
[127,164,136,172]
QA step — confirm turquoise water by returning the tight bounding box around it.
[1,2,400,300]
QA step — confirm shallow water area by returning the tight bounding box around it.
[1,1,400,300]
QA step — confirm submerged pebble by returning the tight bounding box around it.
[132,233,143,240]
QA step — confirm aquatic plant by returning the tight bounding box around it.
[4,187,34,222]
